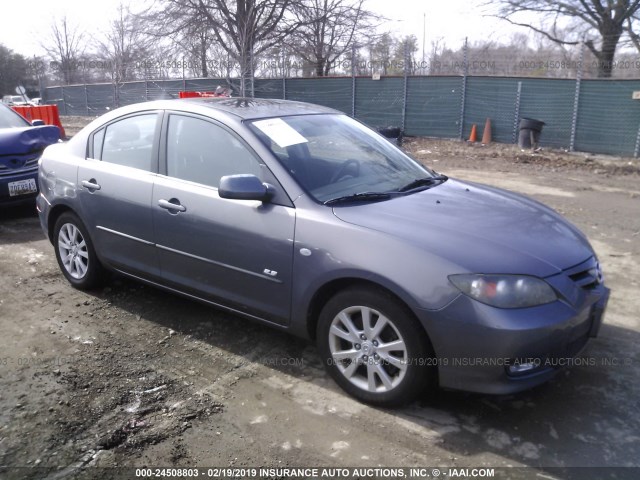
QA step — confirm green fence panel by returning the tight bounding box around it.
[44,75,640,157]
[86,83,116,115]
[184,78,223,92]
[518,78,574,149]
[44,86,65,113]
[285,78,352,114]
[143,80,184,100]
[62,85,89,115]
[575,79,640,156]
[254,79,284,99]
[117,81,147,107]
[464,77,520,143]
[405,76,462,138]
[354,77,404,130]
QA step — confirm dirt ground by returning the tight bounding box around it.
[1,119,639,479]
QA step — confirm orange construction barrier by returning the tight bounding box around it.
[468,124,477,142]
[481,117,492,144]
[179,91,217,98]
[12,105,67,138]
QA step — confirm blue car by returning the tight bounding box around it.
[0,104,60,206]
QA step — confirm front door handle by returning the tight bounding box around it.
[81,179,101,191]
[158,198,187,213]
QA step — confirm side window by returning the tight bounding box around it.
[92,128,105,159]
[99,114,157,171]
[166,115,262,188]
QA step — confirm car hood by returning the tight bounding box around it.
[332,179,593,278]
[0,126,60,156]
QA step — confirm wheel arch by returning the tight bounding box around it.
[47,203,76,243]
[305,277,429,343]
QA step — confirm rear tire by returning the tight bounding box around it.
[317,286,435,407]
[53,212,104,290]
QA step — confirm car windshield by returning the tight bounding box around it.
[0,105,29,128]
[248,114,441,204]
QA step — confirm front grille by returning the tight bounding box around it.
[0,154,40,177]
[565,257,602,290]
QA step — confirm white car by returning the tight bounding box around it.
[2,95,29,106]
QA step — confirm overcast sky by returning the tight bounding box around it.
[1,0,521,58]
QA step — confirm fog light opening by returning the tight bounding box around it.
[506,358,544,377]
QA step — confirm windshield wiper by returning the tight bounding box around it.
[396,175,448,192]
[324,192,392,206]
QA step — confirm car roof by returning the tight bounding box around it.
[162,98,340,120]
[65,98,344,158]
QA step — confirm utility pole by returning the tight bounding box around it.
[422,13,426,64]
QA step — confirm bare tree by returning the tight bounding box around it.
[257,44,306,77]
[487,0,640,77]
[187,25,212,78]
[147,0,303,95]
[290,0,378,76]
[98,4,153,83]
[0,45,35,94]
[427,37,446,75]
[42,17,85,84]
[393,35,419,74]
[369,32,396,75]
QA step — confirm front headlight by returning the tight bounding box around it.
[448,274,557,308]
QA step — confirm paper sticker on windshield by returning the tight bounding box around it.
[253,118,308,148]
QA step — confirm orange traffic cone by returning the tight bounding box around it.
[468,124,477,142]
[481,118,492,144]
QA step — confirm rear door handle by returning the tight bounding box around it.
[81,179,101,191]
[158,198,186,213]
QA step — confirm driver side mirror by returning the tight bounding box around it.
[31,119,45,126]
[219,174,275,202]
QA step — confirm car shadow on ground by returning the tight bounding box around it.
[91,274,638,476]
[0,202,37,219]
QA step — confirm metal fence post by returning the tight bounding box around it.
[513,81,522,143]
[458,38,468,140]
[84,83,90,116]
[634,123,640,158]
[351,45,356,118]
[61,86,68,115]
[250,45,255,98]
[282,47,287,100]
[402,42,409,132]
[570,42,585,152]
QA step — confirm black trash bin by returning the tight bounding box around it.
[518,118,545,149]
[377,126,403,146]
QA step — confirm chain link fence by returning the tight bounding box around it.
[42,73,640,157]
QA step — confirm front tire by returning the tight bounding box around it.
[53,212,104,290]
[317,286,435,407]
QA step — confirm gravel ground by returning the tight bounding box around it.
[1,121,639,479]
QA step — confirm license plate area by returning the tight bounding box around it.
[8,178,37,196]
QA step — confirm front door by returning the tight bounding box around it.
[152,113,295,324]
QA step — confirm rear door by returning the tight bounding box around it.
[77,112,161,278]
[152,113,295,324]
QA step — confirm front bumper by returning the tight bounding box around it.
[417,282,610,394]
[35,191,52,241]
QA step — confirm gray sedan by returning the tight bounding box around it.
[36,98,609,406]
